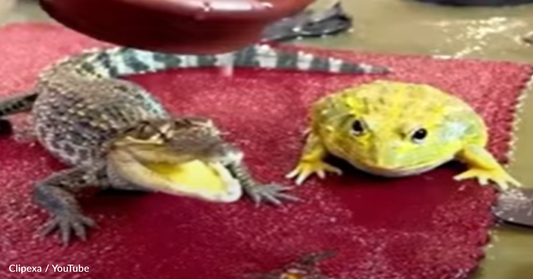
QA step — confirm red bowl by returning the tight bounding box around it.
[39,0,315,54]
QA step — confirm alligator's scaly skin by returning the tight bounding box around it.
[0,44,390,244]
[287,80,521,191]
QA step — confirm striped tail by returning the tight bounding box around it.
[0,44,391,118]
[0,91,38,118]
[42,44,391,80]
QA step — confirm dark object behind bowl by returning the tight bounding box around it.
[261,2,353,42]
[493,188,533,228]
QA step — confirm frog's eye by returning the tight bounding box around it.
[351,119,365,136]
[410,128,427,143]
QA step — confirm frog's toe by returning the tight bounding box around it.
[453,170,478,181]
[454,168,521,191]
[286,167,312,185]
[286,161,341,185]
[493,176,521,191]
[478,176,489,186]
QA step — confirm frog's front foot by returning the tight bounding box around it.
[286,160,342,185]
[453,168,521,191]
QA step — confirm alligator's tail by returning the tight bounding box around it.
[0,44,391,119]
[40,44,391,81]
[0,91,38,118]
[0,91,37,134]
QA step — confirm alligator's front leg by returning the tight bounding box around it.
[227,161,299,206]
[33,166,106,245]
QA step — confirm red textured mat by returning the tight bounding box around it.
[0,23,530,279]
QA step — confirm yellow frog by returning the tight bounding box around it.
[287,80,521,190]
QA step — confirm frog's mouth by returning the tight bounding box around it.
[106,148,243,203]
[348,158,447,178]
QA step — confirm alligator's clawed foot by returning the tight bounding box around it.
[41,212,96,245]
[246,184,300,206]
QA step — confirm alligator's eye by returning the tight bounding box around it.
[138,123,158,138]
[351,120,365,136]
[411,128,427,143]
[129,121,168,141]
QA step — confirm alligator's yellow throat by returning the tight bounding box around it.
[287,80,521,191]
[107,145,243,203]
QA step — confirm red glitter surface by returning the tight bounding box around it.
[0,23,530,279]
